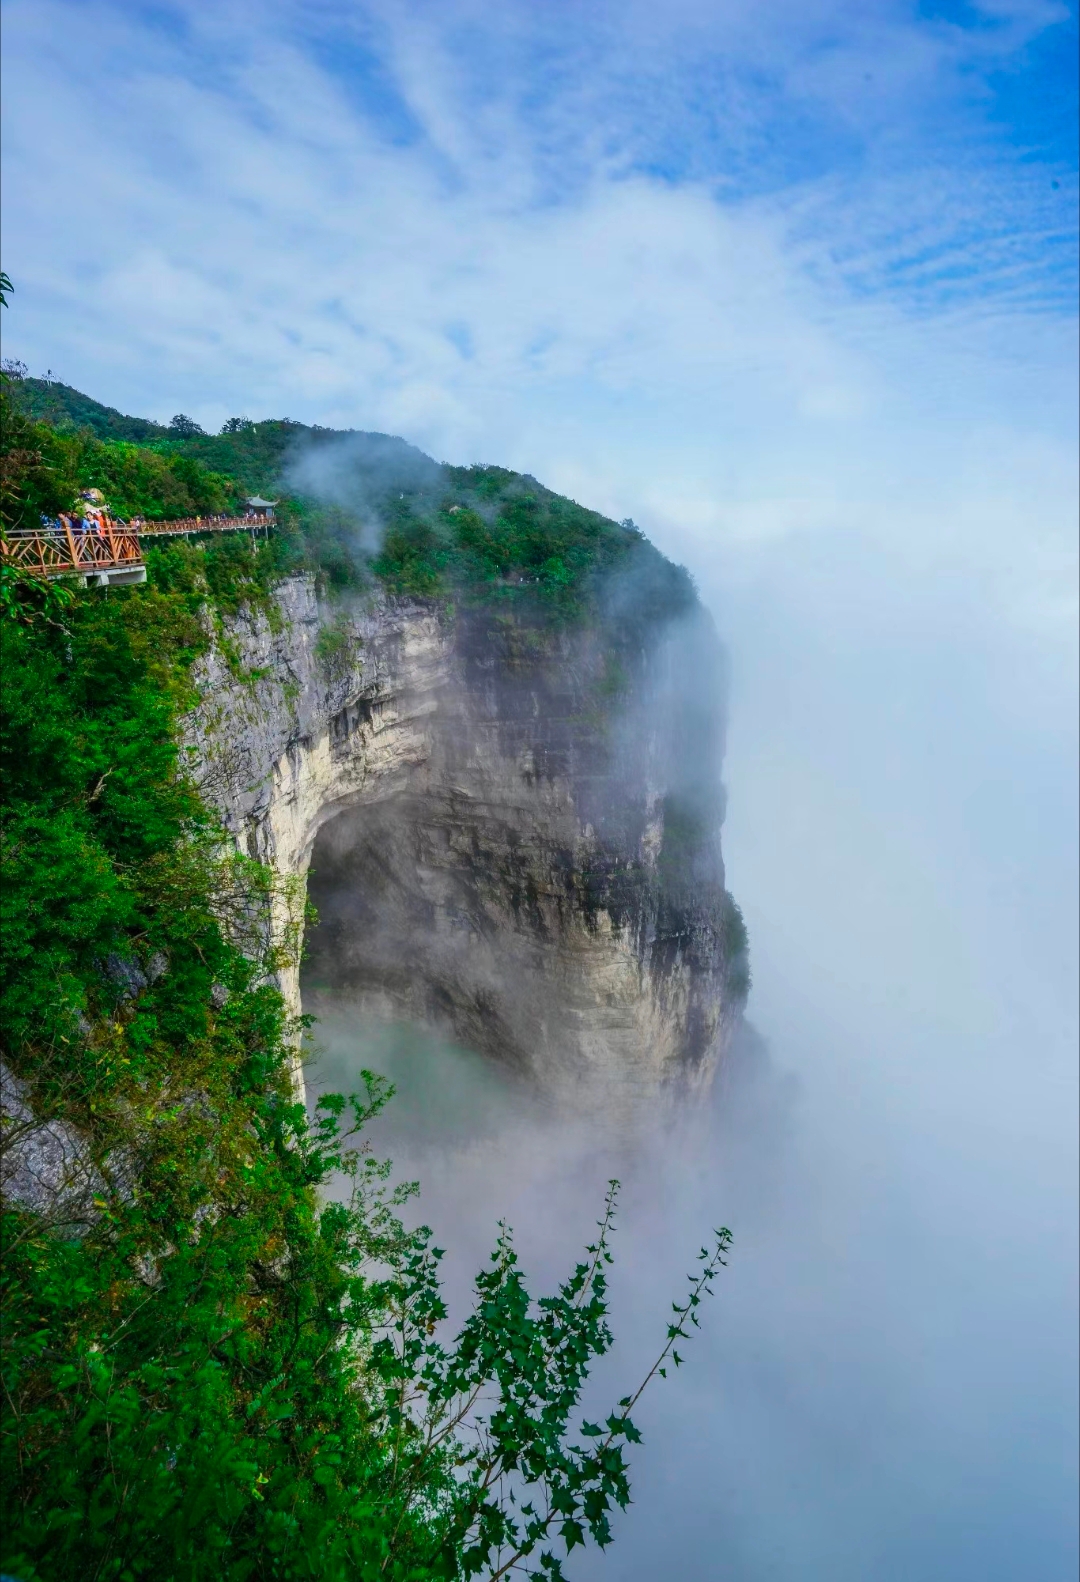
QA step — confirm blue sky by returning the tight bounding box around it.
[2,5,1077,1578]
[2,1,1076,410]
[3,1,1075,641]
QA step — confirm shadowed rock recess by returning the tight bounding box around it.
[188,556,748,1109]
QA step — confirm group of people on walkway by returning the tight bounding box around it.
[39,489,129,540]
[40,511,122,537]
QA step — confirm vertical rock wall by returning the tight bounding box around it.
[186,576,747,1106]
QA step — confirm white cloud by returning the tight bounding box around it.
[2,4,1076,1571]
[1,0,1074,665]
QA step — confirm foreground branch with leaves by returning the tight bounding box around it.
[4,1054,730,1581]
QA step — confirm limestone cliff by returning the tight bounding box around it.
[187,571,748,1108]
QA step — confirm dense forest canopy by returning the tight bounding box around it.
[6,373,696,625]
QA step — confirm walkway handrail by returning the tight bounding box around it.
[138,513,273,536]
[1,511,273,579]
[1,525,144,578]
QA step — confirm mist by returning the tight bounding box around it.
[0,0,1074,1571]
[304,504,1078,1580]
[283,427,445,551]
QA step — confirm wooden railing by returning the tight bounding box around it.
[1,523,145,579]
[2,512,273,580]
[138,513,272,537]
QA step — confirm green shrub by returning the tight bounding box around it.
[720,891,751,998]
[370,515,448,597]
[81,438,237,520]
[314,614,362,682]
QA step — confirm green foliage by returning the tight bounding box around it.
[0,562,77,629]
[6,378,305,495]
[7,376,170,443]
[139,533,302,621]
[371,515,449,597]
[80,439,237,520]
[314,614,362,683]
[160,420,309,496]
[0,588,209,1053]
[366,1186,732,1581]
[197,532,297,618]
[1,381,82,530]
[446,478,634,614]
[6,376,700,637]
[719,891,751,999]
[364,475,694,631]
[169,413,206,438]
[1,561,731,1579]
[273,498,369,594]
[1,382,240,530]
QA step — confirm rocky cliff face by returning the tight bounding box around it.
[187,574,747,1109]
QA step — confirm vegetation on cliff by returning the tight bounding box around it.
[1,382,237,530]
[6,373,695,628]
[1,364,735,1579]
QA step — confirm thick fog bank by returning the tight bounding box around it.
[305,526,1077,1580]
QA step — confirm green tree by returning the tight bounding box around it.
[169,413,206,438]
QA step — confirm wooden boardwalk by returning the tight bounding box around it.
[138,513,273,538]
[1,513,272,586]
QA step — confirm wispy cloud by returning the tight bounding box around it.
[3,7,1076,1574]
[1,0,1075,650]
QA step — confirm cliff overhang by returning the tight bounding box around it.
[187,574,748,1106]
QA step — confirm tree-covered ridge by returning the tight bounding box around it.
[8,375,172,443]
[5,376,697,629]
[1,383,240,527]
